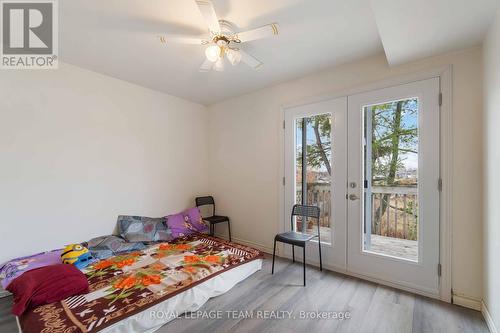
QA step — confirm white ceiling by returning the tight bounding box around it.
[60,0,383,105]
[370,0,500,66]
[60,0,499,105]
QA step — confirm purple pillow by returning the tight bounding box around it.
[183,207,208,232]
[166,213,196,238]
[0,249,62,289]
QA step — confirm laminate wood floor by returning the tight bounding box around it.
[0,255,488,333]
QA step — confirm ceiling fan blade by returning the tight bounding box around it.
[194,0,221,34]
[239,49,263,70]
[157,35,208,45]
[199,59,213,72]
[236,23,279,43]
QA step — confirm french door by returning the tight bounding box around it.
[283,78,441,296]
[283,97,347,270]
[347,78,440,296]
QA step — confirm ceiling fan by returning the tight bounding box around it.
[157,0,279,72]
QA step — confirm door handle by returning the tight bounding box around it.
[349,194,359,201]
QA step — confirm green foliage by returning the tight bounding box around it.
[295,99,418,183]
[369,98,419,240]
[368,98,418,185]
[296,115,332,175]
[294,100,420,241]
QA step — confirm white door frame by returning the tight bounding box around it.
[278,66,452,302]
[282,97,348,271]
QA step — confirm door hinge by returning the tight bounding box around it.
[438,263,442,277]
[283,120,285,129]
[282,177,285,186]
[438,178,443,192]
[439,92,443,107]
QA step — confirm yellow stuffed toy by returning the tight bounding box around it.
[61,244,94,269]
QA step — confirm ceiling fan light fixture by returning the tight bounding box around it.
[226,49,242,66]
[160,0,278,72]
[205,45,221,62]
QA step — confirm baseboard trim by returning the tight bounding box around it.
[215,234,274,254]
[482,301,498,333]
[452,293,482,311]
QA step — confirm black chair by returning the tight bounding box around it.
[195,196,231,242]
[272,204,322,286]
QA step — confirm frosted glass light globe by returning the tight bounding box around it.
[205,45,221,62]
[226,49,242,66]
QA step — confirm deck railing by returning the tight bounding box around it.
[368,186,418,240]
[296,184,418,241]
[296,183,331,229]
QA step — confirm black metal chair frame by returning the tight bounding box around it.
[272,204,322,286]
[195,196,231,241]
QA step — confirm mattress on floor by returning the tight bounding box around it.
[18,235,263,333]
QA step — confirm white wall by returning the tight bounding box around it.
[0,63,209,264]
[208,48,483,303]
[483,7,500,330]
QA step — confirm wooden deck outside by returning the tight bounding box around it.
[369,234,418,261]
[316,227,418,261]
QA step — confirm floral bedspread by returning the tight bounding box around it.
[19,234,262,333]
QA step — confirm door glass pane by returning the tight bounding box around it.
[295,114,332,244]
[363,98,419,261]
